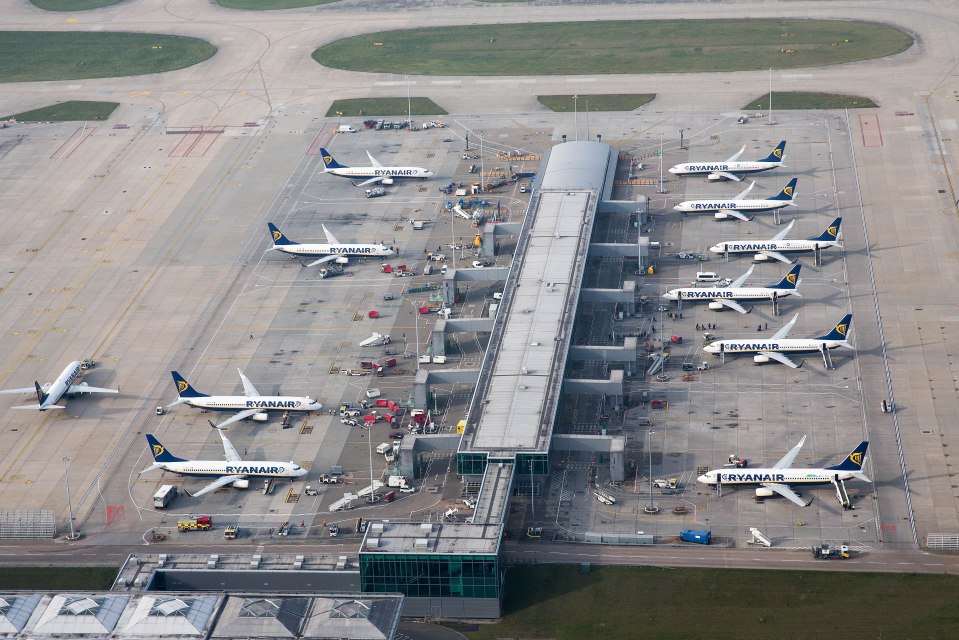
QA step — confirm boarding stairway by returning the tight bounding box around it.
[832,475,851,509]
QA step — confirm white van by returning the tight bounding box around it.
[338,125,357,133]
[375,442,392,455]
[696,271,720,283]
[424,264,433,276]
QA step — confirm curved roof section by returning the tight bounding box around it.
[540,141,612,191]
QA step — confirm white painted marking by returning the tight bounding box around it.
[89,25,103,31]
[222,36,234,42]
[431,80,460,85]
[67,85,81,90]
[567,78,597,83]
[904,126,923,132]
[477,79,536,85]
[374,81,414,86]
[781,73,813,78]
[288,45,298,49]
[941,119,957,130]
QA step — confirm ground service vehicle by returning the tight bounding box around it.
[153,484,178,508]
[812,544,850,559]
[224,525,238,540]
[304,486,319,496]
[376,442,392,455]
[178,516,213,532]
[365,187,386,198]
[338,125,356,133]
[387,475,409,488]
[320,474,339,484]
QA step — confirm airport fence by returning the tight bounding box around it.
[0,510,56,539]
[926,534,959,551]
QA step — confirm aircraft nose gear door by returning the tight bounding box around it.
[832,474,851,510]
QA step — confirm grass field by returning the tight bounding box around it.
[538,94,656,112]
[0,566,117,590]
[313,19,913,76]
[31,0,121,9]
[745,91,879,109]
[462,565,959,640]
[216,0,338,9]
[3,100,119,122]
[325,97,447,117]
[0,32,216,83]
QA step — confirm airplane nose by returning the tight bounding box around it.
[668,167,679,174]
[703,344,717,353]
[672,204,682,211]
[709,245,722,253]
[697,474,711,484]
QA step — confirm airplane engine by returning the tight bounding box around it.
[232,479,250,489]
[714,212,731,220]
[753,355,771,364]
[708,302,725,310]
[252,413,269,422]
[335,256,350,265]
[753,253,771,262]
[381,178,394,185]
[755,487,775,498]
[707,173,726,182]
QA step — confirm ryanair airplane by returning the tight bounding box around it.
[698,436,869,507]
[673,178,798,221]
[319,147,433,187]
[168,369,321,429]
[669,141,786,182]
[710,218,842,264]
[0,360,117,411]
[141,431,306,498]
[704,313,853,368]
[662,264,801,314]
[267,223,394,267]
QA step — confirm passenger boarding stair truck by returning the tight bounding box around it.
[748,527,772,547]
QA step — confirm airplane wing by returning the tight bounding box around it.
[733,181,755,200]
[354,176,384,187]
[191,474,246,498]
[771,314,799,340]
[773,435,807,469]
[321,224,339,245]
[759,351,801,369]
[725,145,746,163]
[720,209,752,222]
[710,171,743,182]
[714,298,750,314]
[365,151,384,168]
[0,387,38,395]
[729,265,755,289]
[213,408,262,430]
[305,254,341,268]
[757,250,793,264]
[762,482,812,507]
[66,384,118,395]
[237,369,260,397]
[771,219,796,241]
[217,429,243,463]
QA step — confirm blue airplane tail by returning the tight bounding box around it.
[827,441,868,472]
[768,264,801,290]
[818,314,852,341]
[171,371,206,398]
[769,178,798,201]
[319,148,346,170]
[34,382,48,407]
[759,141,786,163]
[267,223,297,246]
[811,217,842,242]
[146,434,186,463]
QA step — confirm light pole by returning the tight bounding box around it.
[406,298,422,372]
[406,76,412,129]
[644,431,659,514]
[479,130,485,193]
[679,128,686,151]
[572,95,579,141]
[657,132,666,194]
[61,456,79,540]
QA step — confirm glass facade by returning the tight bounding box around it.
[456,451,489,476]
[514,453,549,475]
[360,554,499,599]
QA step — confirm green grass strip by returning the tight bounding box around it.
[0,566,118,590]
[31,0,122,10]
[216,0,338,9]
[326,97,447,117]
[3,100,119,121]
[538,94,656,112]
[744,91,878,109]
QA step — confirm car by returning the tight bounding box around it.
[400,485,416,493]
[341,409,361,417]
[329,524,339,537]
[429,253,446,261]
[341,418,359,427]
[389,431,405,439]
[383,293,395,301]
[472,261,485,268]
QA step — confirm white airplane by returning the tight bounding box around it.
[168,369,321,429]
[319,147,433,187]
[662,264,801,314]
[710,218,842,264]
[141,431,306,498]
[697,437,869,507]
[669,141,786,182]
[0,360,117,411]
[704,313,853,368]
[266,223,394,267]
[673,178,798,221]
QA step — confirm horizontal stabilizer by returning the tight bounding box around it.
[12,404,64,410]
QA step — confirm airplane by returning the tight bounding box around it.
[319,147,434,187]
[0,360,117,411]
[673,178,798,221]
[697,437,870,507]
[168,369,321,429]
[709,218,842,264]
[662,264,801,314]
[669,141,786,182]
[703,313,853,369]
[140,431,306,498]
[266,223,394,267]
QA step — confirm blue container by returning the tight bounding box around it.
[680,529,711,545]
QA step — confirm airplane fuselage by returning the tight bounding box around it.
[155,460,306,479]
[275,243,394,259]
[698,468,859,487]
[184,396,321,412]
[663,286,795,302]
[674,198,792,214]
[710,239,839,255]
[325,167,433,180]
[42,361,83,408]
[669,161,777,178]
[704,338,845,355]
